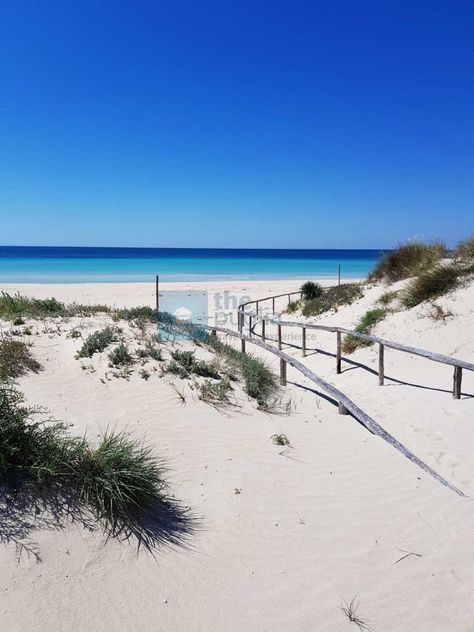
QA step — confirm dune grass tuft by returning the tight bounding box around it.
[342,308,387,354]
[402,262,463,308]
[0,384,167,534]
[0,337,42,380]
[369,240,446,282]
[108,343,134,367]
[454,235,474,260]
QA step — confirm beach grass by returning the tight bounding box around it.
[301,283,363,317]
[342,308,387,354]
[368,240,446,282]
[0,337,42,380]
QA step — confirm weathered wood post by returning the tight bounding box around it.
[302,327,306,357]
[338,401,349,415]
[336,332,342,374]
[248,315,252,338]
[272,297,275,313]
[238,310,243,333]
[256,301,259,315]
[280,358,287,386]
[261,319,266,341]
[288,294,291,306]
[277,324,282,350]
[378,343,384,386]
[453,366,462,399]
[241,338,246,353]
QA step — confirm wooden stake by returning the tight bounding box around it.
[278,324,282,350]
[336,332,342,374]
[241,338,246,354]
[256,301,259,315]
[262,319,266,341]
[378,343,384,386]
[272,297,275,313]
[280,358,287,386]
[302,327,306,357]
[248,315,252,337]
[453,366,462,399]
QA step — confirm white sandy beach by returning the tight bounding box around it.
[1,277,474,631]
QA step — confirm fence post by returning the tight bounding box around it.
[241,338,246,354]
[280,358,287,386]
[248,315,252,338]
[278,324,282,350]
[378,344,384,386]
[238,310,243,333]
[256,301,259,315]
[336,332,342,374]
[272,297,275,313]
[287,294,291,306]
[338,401,349,415]
[453,366,462,399]
[302,327,306,357]
[262,319,266,341]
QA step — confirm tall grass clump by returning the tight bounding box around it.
[369,240,446,282]
[342,308,387,354]
[300,281,323,301]
[0,384,167,534]
[454,235,474,260]
[76,326,119,358]
[0,292,66,321]
[74,430,166,531]
[0,337,42,380]
[402,263,463,308]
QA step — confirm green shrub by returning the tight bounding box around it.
[301,283,363,317]
[300,281,323,301]
[76,327,119,358]
[369,241,446,282]
[402,263,462,308]
[271,433,290,446]
[0,337,42,380]
[454,235,474,260]
[342,308,387,354]
[137,343,162,361]
[108,344,134,367]
[285,300,301,314]
[198,378,232,404]
[116,306,156,323]
[167,349,219,379]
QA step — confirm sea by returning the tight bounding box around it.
[0,246,383,283]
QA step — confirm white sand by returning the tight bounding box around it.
[1,278,474,631]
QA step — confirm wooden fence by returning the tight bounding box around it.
[238,292,474,399]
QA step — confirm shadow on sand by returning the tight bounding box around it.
[0,482,198,560]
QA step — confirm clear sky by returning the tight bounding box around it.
[0,0,473,249]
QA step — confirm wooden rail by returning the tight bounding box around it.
[238,295,474,399]
[206,324,466,497]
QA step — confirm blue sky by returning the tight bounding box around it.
[0,0,473,248]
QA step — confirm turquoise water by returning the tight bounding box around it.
[0,247,381,283]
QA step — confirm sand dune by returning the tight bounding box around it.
[1,278,474,631]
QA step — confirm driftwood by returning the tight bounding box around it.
[207,324,466,498]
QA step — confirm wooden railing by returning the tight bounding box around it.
[206,323,465,497]
[238,294,474,399]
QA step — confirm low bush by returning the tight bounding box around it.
[0,337,42,380]
[369,240,446,282]
[342,308,387,354]
[108,344,134,367]
[402,263,463,308]
[271,433,290,446]
[167,349,220,379]
[285,300,301,314]
[137,343,162,361]
[300,281,323,301]
[76,326,119,358]
[301,283,363,317]
[115,306,156,323]
[377,290,399,306]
